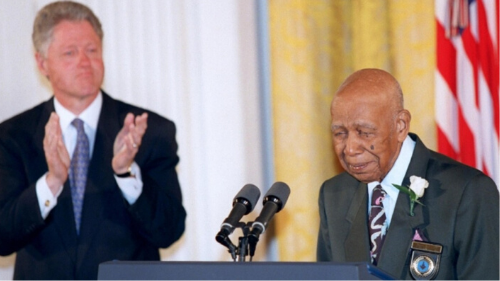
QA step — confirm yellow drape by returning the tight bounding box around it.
[269,0,435,261]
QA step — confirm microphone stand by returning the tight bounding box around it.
[237,222,251,262]
[218,221,255,262]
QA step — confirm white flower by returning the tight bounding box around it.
[409,176,429,198]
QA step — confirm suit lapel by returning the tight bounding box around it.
[344,182,371,262]
[377,134,430,278]
[376,190,425,278]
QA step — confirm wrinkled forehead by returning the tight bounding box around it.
[330,90,393,128]
[331,81,398,118]
[331,88,385,110]
[336,79,388,101]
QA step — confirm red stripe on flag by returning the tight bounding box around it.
[457,106,477,167]
[460,27,480,108]
[437,22,458,97]
[437,125,458,159]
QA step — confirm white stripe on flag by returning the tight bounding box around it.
[435,70,460,152]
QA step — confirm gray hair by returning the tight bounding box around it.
[32,1,103,56]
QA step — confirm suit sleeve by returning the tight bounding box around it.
[454,174,499,280]
[127,120,186,248]
[0,138,46,256]
[317,182,333,261]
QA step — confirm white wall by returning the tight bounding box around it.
[0,0,267,279]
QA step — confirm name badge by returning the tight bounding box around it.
[409,241,442,280]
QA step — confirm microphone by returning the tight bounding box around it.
[215,184,261,258]
[248,182,290,257]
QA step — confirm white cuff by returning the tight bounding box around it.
[36,174,62,219]
[114,162,143,204]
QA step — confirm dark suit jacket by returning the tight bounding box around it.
[0,92,186,280]
[317,133,499,279]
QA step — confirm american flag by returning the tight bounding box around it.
[435,0,499,187]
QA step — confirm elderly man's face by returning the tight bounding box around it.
[331,93,402,183]
[36,20,104,101]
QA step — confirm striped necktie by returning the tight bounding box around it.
[369,184,387,265]
[68,118,89,235]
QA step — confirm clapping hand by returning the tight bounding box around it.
[43,112,70,196]
[112,112,148,174]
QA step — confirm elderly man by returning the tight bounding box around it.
[317,68,498,279]
[0,1,185,279]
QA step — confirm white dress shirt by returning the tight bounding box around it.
[367,135,416,230]
[36,93,143,219]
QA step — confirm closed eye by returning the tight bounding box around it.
[332,131,347,138]
[358,130,373,138]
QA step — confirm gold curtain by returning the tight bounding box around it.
[269,0,435,261]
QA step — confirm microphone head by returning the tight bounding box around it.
[263,182,290,212]
[233,184,261,214]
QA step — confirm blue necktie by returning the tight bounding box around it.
[68,118,89,234]
[369,185,387,265]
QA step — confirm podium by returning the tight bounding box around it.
[98,261,394,280]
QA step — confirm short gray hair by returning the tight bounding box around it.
[32,1,103,56]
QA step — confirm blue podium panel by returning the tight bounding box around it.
[98,261,394,280]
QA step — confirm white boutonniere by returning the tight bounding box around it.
[392,176,429,216]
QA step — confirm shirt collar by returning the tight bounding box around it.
[368,135,416,197]
[54,92,102,131]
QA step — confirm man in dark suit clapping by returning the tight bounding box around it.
[0,1,186,279]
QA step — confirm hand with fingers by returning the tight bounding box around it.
[112,112,148,175]
[43,112,71,196]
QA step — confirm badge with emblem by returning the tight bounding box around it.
[410,241,442,280]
